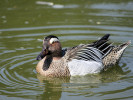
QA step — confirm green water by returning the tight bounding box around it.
[0,0,133,100]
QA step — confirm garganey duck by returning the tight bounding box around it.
[36,34,131,77]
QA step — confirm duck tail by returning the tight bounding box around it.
[119,40,131,50]
[103,40,131,70]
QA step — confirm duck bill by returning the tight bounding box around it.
[36,48,48,60]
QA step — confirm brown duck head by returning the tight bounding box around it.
[36,35,62,60]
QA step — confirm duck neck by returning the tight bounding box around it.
[51,48,63,57]
[52,50,62,61]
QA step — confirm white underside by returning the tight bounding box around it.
[68,59,103,76]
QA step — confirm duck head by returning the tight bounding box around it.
[36,35,62,60]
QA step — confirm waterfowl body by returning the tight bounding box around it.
[36,34,131,77]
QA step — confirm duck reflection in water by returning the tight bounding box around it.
[36,64,126,100]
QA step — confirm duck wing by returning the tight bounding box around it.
[65,34,113,62]
[64,34,115,76]
[64,34,130,75]
[69,45,103,62]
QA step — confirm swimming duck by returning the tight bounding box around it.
[36,34,131,77]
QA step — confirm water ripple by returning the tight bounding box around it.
[0,25,133,32]
[0,24,133,99]
[0,49,40,98]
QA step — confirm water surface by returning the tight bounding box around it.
[0,0,133,100]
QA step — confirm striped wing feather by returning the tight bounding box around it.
[66,34,113,62]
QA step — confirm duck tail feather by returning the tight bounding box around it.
[103,40,131,70]
[119,40,131,49]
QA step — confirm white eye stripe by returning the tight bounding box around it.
[49,38,59,44]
